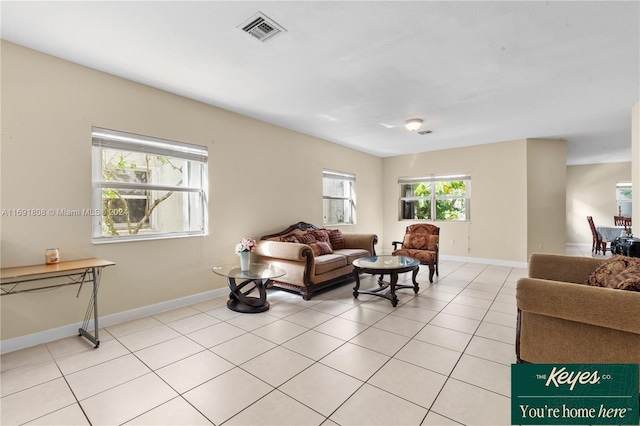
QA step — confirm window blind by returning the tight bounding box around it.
[323,170,355,181]
[398,174,470,184]
[92,127,208,163]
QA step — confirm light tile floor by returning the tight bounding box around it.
[0,250,596,425]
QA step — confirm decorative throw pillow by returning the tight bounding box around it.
[310,229,331,244]
[310,241,334,257]
[327,229,345,250]
[606,265,640,291]
[586,255,640,288]
[280,234,300,243]
[296,233,317,245]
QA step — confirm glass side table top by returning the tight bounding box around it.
[353,255,419,270]
[212,263,286,280]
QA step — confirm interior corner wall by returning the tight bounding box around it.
[526,139,567,256]
[0,41,383,341]
[633,102,639,224]
[566,162,632,244]
[381,139,529,263]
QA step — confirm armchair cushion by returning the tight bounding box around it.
[392,248,437,264]
[402,233,438,251]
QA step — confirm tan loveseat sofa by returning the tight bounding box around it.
[516,254,640,364]
[255,222,377,300]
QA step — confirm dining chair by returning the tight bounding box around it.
[587,216,606,254]
[614,215,632,232]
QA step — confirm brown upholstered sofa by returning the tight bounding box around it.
[254,222,377,300]
[516,254,640,365]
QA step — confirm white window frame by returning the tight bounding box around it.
[616,182,632,217]
[91,127,208,243]
[107,167,153,233]
[323,170,356,225]
[398,174,471,222]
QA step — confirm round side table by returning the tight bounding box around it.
[212,263,286,313]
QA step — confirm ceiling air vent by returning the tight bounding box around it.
[418,130,434,135]
[238,12,286,42]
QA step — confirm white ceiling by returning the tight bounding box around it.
[2,1,638,165]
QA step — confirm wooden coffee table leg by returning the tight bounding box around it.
[352,268,361,298]
[412,267,419,293]
[389,272,398,307]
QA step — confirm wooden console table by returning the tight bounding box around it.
[1,258,115,348]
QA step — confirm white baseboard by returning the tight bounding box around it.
[379,249,529,268]
[439,254,528,269]
[0,287,228,355]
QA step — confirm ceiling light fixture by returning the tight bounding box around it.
[404,118,423,131]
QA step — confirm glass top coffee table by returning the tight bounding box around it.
[212,263,286,313]
[352,255,420,307]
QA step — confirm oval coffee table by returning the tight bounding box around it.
[212,263,286,313]
[352,255,420,307]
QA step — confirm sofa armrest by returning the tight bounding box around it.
[343,234,377,255]
[255,240,312,262]
[517,278,640,334]
[528,254,603,284]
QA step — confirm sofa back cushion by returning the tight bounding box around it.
[586,255,640,291]
[327,229,346,250]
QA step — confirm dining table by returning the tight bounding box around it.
[596,225,632,242]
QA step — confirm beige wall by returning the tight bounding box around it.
[633,102,639,223]
[382,139,530,263]
[527,138,567,255]
[382,138,566,263]
[566,162,632,244]
[0,42,383,340]
[0,39,613,345]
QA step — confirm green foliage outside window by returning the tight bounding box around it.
[400,179,469,221]
[101,151,180,236]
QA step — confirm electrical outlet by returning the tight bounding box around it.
[538,243,543,249]
[450,239,455,245]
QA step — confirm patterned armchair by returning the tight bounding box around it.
[392,224,439,283]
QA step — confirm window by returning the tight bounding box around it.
[616,182,632,217]
[91,127,208,243]
[399,174,470,221]
[323,170,355,225]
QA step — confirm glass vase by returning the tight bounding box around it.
[239,251,251,271]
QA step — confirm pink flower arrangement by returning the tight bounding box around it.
[235,237,257,254]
